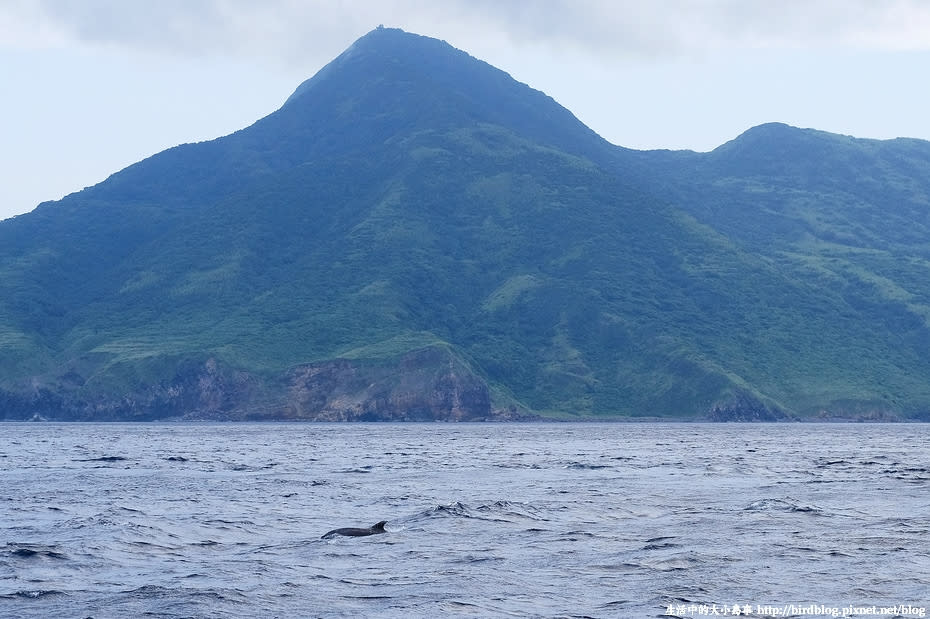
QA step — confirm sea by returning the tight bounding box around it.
[1,422,928,619]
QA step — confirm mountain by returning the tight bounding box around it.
[3,27,930,421]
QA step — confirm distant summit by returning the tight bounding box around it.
[283,27,417,106]
[2,30,930,421]
[277,26,607,162]
[284,27,444,106]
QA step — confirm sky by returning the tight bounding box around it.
[2,0,930,221]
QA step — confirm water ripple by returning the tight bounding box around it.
[0,423,928,618]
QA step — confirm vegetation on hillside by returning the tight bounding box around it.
[2,28,930,420]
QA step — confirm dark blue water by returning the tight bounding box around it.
[1,423,928,618]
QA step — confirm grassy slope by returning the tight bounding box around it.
[639,124,930,415]
[3,32,930,418]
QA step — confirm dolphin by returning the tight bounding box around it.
[321,520,387,539]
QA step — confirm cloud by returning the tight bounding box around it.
[460,0,930,56]
[3,0,930,63]
[1,0,359,61]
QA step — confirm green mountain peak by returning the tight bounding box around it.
[3,30,930,421]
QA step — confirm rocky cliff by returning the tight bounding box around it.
[0,346,526,422]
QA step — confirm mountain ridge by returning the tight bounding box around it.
[3,27,930,421]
